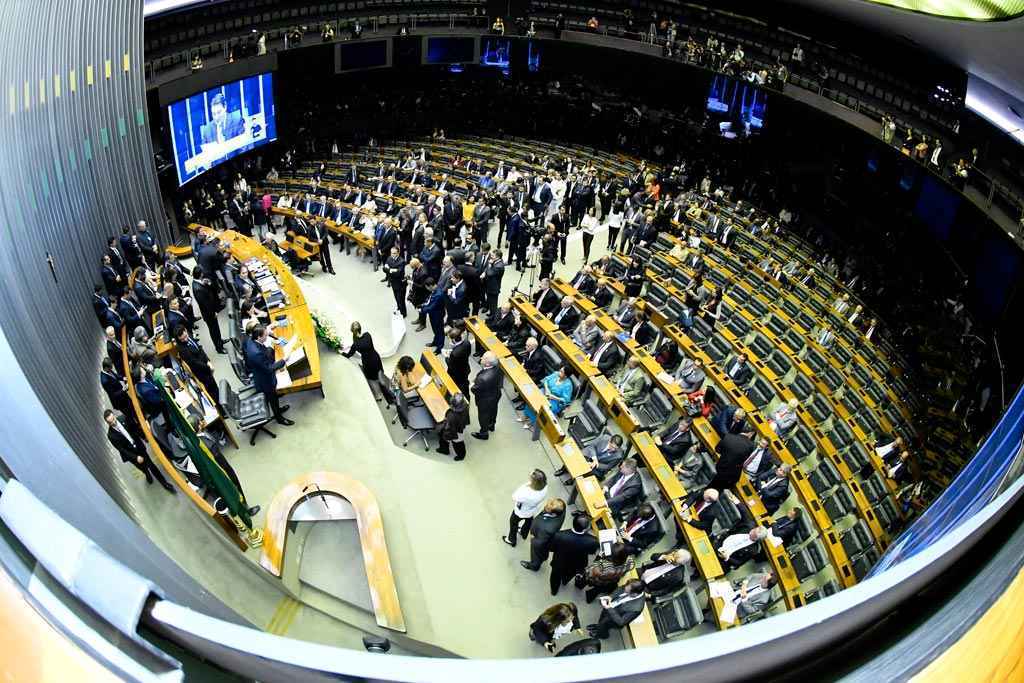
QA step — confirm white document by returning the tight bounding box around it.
[708,580,733,600]
[719,601,738,625]
[766,531,784,548]
[656,371,676,385]
[286,345,306,367]
[275,368,293,389]
[173,390,192,411]
[418,374,432,389]
[280,335,300,359]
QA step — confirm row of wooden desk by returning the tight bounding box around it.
[547,279,808,606]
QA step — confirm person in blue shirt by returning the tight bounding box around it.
[518,367,574,428]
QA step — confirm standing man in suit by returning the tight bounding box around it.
[243,325,295,426]
[106,236,128,280]
[445,270,469,321]
[548,513,599,596]
[446,328,472,397]
[420,280,447,354]
[708,430,756,492]
[382,246,408,317]
[191,267,225,354]
[120,225,144,271]
[482,248,505,315]
[101,255,124,296]
[471,352,503,440]
[174,325,222,409]
[310,221,335,275]
[712,405,748,436]
[521,498,567,571]
[603,458,643,518]
[197,238,228,298]
[103,409,174,492]
[100,357,137,427]
[588,579,646,639]
[507,206,529,271]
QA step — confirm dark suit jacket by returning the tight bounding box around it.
[484,258,505,295]
[530,510,566,548]
[106,416,145,463]
[685,493,722,533]
[551,306,580,333]
[757,470,790,506]
[599,588,646,628]
[447,339,472,386]
[244,337,285,395]
[592,341,622,375]
[197,243,227,278]
[604,471,643,512]
[714,434,756,489]
[657,423,694,462]
[771,516,800,546]
[521,347,546,384]
[623,513,663,551]
[640,558,687,595]
[725,360,754,385]
[471,366,503,407]
[200,110,245,145]
[177,337,212,378]
[533,287,560,316]
[549,529,599,575]
[712,405,748,436]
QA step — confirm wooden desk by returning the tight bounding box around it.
[407,362,449,423]
[618,569,659,648]
[554,438,594,480]
[464,315,512,359]
[191,226,322,397]
[549,330,600,378]
[150,310,174,358]
[575,475,614,531]
[511,295,559,335]
[167,361,239,449]
[630,432,686,502]
[421,350,461,399]
[259,471,406,632]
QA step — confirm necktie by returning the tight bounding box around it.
[744,449,763,470]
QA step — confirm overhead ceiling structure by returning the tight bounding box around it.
[858,0,1024,20]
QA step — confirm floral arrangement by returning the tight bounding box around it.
[311,310,345,353]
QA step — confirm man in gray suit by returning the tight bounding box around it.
[734,572,777,619]
[616,357,646,406]
[588,579,646,639]
[677,357,707,393]
[571,315,601,354]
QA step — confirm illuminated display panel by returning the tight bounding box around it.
[859,0,1024,19]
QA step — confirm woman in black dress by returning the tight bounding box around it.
[436,392,471,461]
[343,321,386,402]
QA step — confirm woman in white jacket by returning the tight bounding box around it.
[502,469,549,547]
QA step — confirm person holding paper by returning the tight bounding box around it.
[718,526,767,570]
[587,579,646,639]
[732,572,778,619]
[243,325,294,426]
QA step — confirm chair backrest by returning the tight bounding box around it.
[712,496,742,535]
[841,518,872,557]
[220,380,240,419]
[823,484,855,521]
[786,426,816,461]
[539,345,563,374]
[653,587,702,639]
[649,388,673,421]
[809,458,840,495]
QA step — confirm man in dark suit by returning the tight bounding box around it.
[533,278,561,316]
[243,325,294,425]
[120,225,144,270]
[106,236,128,280]
[104,409,174,492]
[507,206,529,271]
[101,255,124,296]
[620,503,663,556]
[118,291,149,336]
[771,507,803,546]
[174,325,221,409]
[603,459,643,518]
[756,463,791,515]
[470,352,503,440]
[590,331,622,375]
[375,222,398,272]
[382,246,408,317]
[724,354,753,385]
[445,270,469,321]
[550,297,580,334]
[742,437,776,480]
[548,514,599,596]
[588,579,646,639]
[712,405,748,436]
[558,433,625,484]
[482,248,505,315]
[685,488,722,533]
[310,221,335,275]
[191,267,225,354]
[133,273,160,315]
[446,328,472,396]
[521,336,546,384]
[100,358,136,426]
[197,239,228,297]
[200,93,245,148]
[521,499,567,571]
[708,431,756,492]
[655,416,695,464]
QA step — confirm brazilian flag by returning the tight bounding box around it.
[155,370,253,529]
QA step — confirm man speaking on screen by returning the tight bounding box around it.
[200,93,246,150]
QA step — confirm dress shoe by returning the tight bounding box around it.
[247,505,261,516]
[520,561,539,571]
[435,448,450,456]
[162,482,176,494]
[414,324,426,332]
[501,535,516,547]
[553,466,567,476]
[216,348,227,355]
[453,454,465,461]
[471,431,489,440]
[276,417,295,426]
[279,405,291,415]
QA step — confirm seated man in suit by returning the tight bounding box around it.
[200,93,246,151]
[718,525,768,570]
[569,265,598,296]
[742,437,776,480]
[655,416,695,465]
[602,458,643,519]
[628,311,656,346]
[639,549,692,597]
[683,488,721,534]
[533,278,561,315]
[712,405,748,436]
[770,507,803,547]
[590,331,622,375]
[724,353,753,385]
[676,357,707,393]
[488,303,515,338]
[756,463,791,514]
[611,297,638,327]
[550,296,581,333]
[587,579,646,640]
[733,572,778,619]
[571,315,601,355]
[615,357,647,407]
[887,450,913,484]
[620,503,663,556]
[768,398,800,435]
[557,433,625,483]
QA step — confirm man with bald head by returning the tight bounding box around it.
[471,351,504,440]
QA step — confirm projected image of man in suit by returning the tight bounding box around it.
[200,92,246,149]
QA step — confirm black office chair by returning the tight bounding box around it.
[567,397,607,446]
[220,379,276,446]
[394,390,435,449]
[636,387,673,430]
[651,587,704,639]
[791,540,827,581]
[538,344,564,376]
[227,344,253,388]
[841,519,874,558]
[804,579,840,603]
